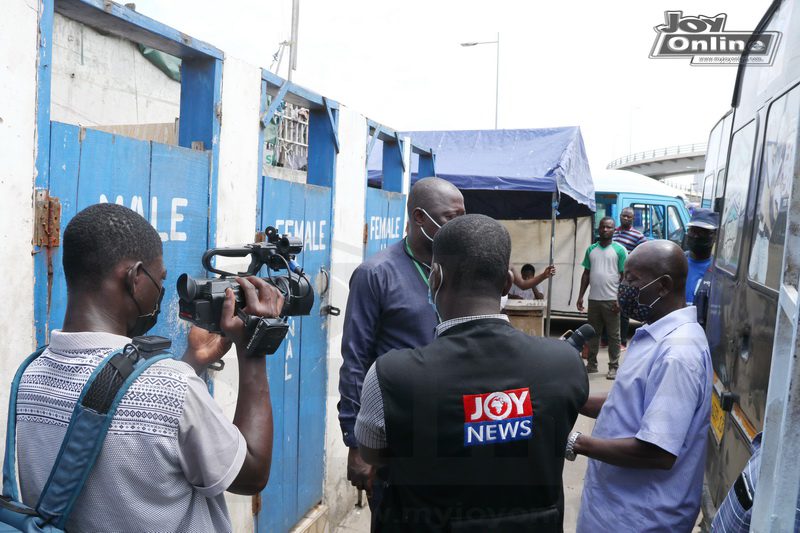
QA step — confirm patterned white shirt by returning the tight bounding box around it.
[16,330,246,532]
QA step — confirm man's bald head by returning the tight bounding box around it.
[406,177,466,255]
[407,177,463,215]
[626,240,688,291]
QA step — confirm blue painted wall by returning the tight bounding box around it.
[34,1,223,350]
[364,188,406,258]
[40,123,212,356]
[257,177,332,532]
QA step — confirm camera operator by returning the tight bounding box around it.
[15,203,282,532]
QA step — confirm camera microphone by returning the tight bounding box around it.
[561,324,596,353]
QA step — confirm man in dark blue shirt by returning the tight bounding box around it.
[338,177,465,518]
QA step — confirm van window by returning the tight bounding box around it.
[701,174,714,208]
[748,86,799,289]
[702,118,724,209]
[715,168,726,199]
[667,205,685,245]
[594,201,611,231]
[712,115,733,208]
[717,121,757,274]
[632,204,665,239]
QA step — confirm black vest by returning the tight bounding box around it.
[375,319,589,533]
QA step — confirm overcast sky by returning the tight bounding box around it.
[135,0,767,173]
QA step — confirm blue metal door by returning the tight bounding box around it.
[364,188,406,258]
[37,122,212,356]
[258,176,332,532]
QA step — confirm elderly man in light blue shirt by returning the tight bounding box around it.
[566,240,712,532]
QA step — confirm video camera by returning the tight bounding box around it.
[176,226,314,356]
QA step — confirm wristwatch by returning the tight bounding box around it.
[565,431,582,461]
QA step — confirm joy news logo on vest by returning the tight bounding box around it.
[463,387,533,446]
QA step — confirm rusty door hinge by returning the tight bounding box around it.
[33,190,62,248]
[252,493,262,515]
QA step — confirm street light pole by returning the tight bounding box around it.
[460,33,500,129]
[288,0,300,81]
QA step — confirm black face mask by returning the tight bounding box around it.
[687,234,714,255]
[128,265,165,338]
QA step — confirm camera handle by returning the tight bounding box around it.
[202,246,304,278]
[235,309,290,357]
[201,246,255,276]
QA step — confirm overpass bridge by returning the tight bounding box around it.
[607,143,706,200]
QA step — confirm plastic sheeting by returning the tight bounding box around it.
[367,127,596,215]
[502,217,592,316]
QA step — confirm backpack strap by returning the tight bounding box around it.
[2,347,48,501]
[34,345,174,529]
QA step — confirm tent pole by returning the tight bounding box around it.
[546,192,557,337]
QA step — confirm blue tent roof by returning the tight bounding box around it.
[368,127,596,211]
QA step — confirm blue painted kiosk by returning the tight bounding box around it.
[364,123,436,258]
[33,0,223,357]
[256,70,337,532]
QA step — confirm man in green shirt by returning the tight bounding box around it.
[577,217,627,379]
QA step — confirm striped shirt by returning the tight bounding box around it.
[613,226,647,252]
[711,433,800,532]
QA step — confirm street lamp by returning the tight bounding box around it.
[460,32,500,129]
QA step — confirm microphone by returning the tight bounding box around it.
[561,324,596,353]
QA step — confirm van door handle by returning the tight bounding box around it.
[721,392,739,412]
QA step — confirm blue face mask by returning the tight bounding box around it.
[428,263,443,323]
